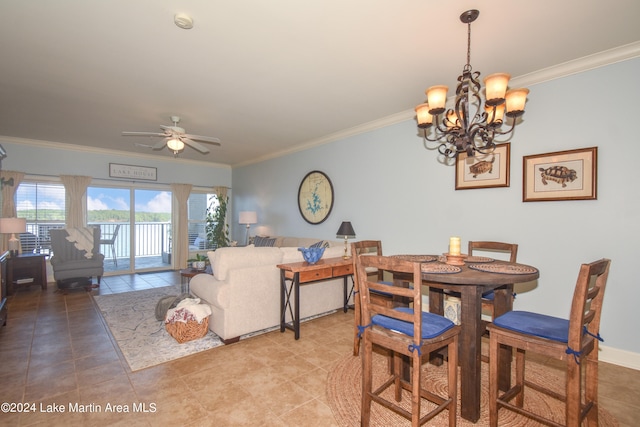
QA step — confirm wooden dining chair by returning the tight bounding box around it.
[356,254,460,427]
[350,240,395,356]
[487,258,611,427]
[468,241,518,321]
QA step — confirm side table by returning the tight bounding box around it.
[180,266,212,294]
[7,253,47,295]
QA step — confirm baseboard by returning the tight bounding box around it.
[600,345,640,370]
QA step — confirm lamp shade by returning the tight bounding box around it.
[505,88,529,117]
[426,85,448,114]
[336,221,356,238]
[415,103,433,128]
[239,211,257,225]
[483,73,510,105]
[0,217,26,234]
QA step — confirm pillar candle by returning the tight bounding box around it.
[449,237,461,256]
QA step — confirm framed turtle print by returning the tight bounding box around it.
[298,170,334,224]
[523,147,597,202]
[455,143,510,190]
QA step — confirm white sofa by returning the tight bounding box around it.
[189,236,351,343]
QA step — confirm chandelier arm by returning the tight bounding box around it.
[421,130,443,143]
[491,117,517,135]
[466,125,495,154]
[490,124,517,143]
[431,114,454,139]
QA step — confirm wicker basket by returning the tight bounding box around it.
[165,317,209,344]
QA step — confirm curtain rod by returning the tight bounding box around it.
[22,172,230,190]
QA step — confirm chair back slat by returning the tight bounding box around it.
[351,240,383,281]
[469,240,518,263]
[568,258,611,348]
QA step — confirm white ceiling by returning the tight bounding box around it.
[1,1,640,166]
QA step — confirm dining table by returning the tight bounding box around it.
[392,254,539,423]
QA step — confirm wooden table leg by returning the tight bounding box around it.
[493,284,514,391]
[459,285,482,423]
[428,286,445,367]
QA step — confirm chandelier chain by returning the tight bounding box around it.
[466,20,471,67]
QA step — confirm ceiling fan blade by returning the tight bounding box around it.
[152,139,167,150]
[134,142,154,148]
[182,138,210,154]
[183,133,221,145]
[122,131,167,137]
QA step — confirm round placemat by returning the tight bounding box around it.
[468,263,538,275]
[421,263,462,274]
[390,254,437,263]
[464,256,494,263]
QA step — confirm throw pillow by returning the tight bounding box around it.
[310,240,329,248]
[254,236,277,247]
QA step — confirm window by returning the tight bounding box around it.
[188,192,219,251]
[15,181,66,253]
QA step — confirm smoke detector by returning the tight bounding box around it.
[174,14,194,30]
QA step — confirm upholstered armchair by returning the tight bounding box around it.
[50,227,104,285]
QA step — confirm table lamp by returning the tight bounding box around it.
[239,211,257,246]
[336,221,356,259]
[0,217,27,256]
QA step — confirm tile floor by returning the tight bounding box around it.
[0,272,638,426]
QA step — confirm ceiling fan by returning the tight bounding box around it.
[122,116,221,155]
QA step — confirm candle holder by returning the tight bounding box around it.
[443,253,467,266]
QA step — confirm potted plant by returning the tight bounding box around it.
[187,253,208,270]
[206,195,230,250]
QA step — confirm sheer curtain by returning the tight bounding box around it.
[0,170,25,251]
[171,183,192,269]
[60,175,92,228]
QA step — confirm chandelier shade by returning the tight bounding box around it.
[415,9,529,160]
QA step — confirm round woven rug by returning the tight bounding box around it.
[326,352,619,426]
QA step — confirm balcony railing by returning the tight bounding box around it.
[23,222,172,259]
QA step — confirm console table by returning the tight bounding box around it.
[7,253,47,295]
[277,257,353,339]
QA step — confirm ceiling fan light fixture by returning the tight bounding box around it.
[167,138,184,153]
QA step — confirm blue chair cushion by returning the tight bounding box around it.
[370,280,394,297]
[482,290,517,301]
[371,307,455,339]
[493,311,569,343]
[482,290,495,300]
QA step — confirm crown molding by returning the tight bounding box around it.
[235,41,640,168]
[0,135,231,169]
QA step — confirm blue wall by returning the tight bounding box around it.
[232,57,640,364]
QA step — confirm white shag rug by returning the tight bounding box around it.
[93,286,228,371]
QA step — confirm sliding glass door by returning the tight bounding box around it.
[87,186,172,273]
[133,189,171,271]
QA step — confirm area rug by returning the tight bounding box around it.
[93,286,225,371]
[326,352,619,427]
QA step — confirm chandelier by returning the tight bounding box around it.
[415,9,529,159]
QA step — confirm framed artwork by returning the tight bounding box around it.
[109,163,157,181]
[523,147,597,202]
[298,170,334,224]
[455,143,510,190]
